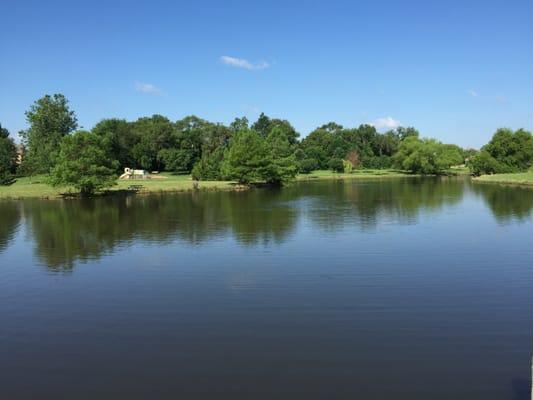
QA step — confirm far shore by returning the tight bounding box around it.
[0,169,416,200]
[473,171,533,187]
[3,167,526,200]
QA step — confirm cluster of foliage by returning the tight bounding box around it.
[19,94,78,176]
[0,124,17,184]
[393,136,464,175]
[297,123,420,173]
[7,93,493,194]
[469,128,533,176]
[49,131,119,196]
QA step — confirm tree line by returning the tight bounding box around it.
[0,93,531,194]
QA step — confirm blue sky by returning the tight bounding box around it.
[1,0,532,148]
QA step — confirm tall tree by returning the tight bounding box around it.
[251,113,271,137]
[92,118,137,171]
[262,127,298,184]
[49,131,118,196]
[221,129,269,184]
[131,115,174,171]
[19,94,78,174]
[0,123,16,185]
[393,136,463,174]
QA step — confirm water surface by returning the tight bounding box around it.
[1,178,533,399]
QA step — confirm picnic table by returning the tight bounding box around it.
[127,184,144,193]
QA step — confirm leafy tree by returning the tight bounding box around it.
[192,147,225,180]
[251,113,299,144]
[172,115,215,171]
[221,129,269,184]
[157,148,192,173]
[251,112,271,137]
[298,158,318,174]
[230,117,249,132]
[131,115,175,171]
[328,158,344,173]
[480,128,533,172]
[393,136,463,174]
[49,131,118,196]
[262,127,298,184]
[19,94,78,174]
[469,150,508,176]
[0,124,16,184]
[92,118,136,170]
[395,126,420,141]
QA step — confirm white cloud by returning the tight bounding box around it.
[370,117,401,129]
[220,56,270,70]
[468,89,479,97]
[135,81,162,95]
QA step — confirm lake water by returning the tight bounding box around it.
[1,177,533,399]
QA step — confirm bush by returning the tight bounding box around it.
[393,136,463,174]
[342,159,353,173]
[479,128,533,173]
[468,151,510,176]
[328,158,344,173]
[49,131,118,196]
[298,158,318,174]
[191,148,224,180]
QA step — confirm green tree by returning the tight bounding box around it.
[92,118,137,170]
[480,128,533,172]
[328,158,344,173]
[49,131,118,196]
[0,124,16,184]
[262,127,298,184]
[192,147,225,180]
[19,94,78,174]
[469,150,508,176]
[229,117,249,132]
[298,158,318,174]
[393,136,462,174]
[221,129,269,184]
[157,148,192,173]
[251,112,271,137]
[131,115,175,171]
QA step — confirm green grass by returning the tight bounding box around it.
[0,176,63,199]
[447,165,471,175]
[0,173,236,200]
[474,171,533,186]
[296,169,414,181]
[0,168,451,200]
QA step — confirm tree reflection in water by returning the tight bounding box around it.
[1,177,531,271]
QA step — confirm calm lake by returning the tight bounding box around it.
[1,177,533,399]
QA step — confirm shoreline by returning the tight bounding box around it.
[0,168,474,200]
[473,171,533,188]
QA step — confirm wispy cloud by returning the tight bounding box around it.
[370,116,401,130]
[220,56,270,70]
[135,81,162,95]
[467,89,507,104]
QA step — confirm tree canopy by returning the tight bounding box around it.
[393,136,463,175]
[469,128,533,176]
[49,131,118,196]
[0,123,16,185]
[19,94,78,174]
[11,93,533,194]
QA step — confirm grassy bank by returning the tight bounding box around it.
[296,169,414,181]
[0,174,236,200]
[473,171,533,187]
[1,168,461,200]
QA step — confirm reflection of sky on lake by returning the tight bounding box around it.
[1,178,533,399]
